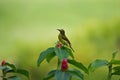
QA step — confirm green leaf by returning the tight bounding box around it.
[112,50,118,59]
[63,46,74,59]
[54,46,69,61]
[44,70,56,80]
[5,63,16,71]
[68,59,88,74]
[16,69,29,79]
[110,60,120,65]
[112,66,120,75]
[37,47,55,67]
[4,68,14,73]
[61,47,69,58]
[3,78,7,80]
[113,66,120,71]
[112,71,120,75]
[88,59,108,72]
[46,52,56,63]
[8,76,21,80]
[68,69,84,80]
[54,47,62,60]
[0,65,6,70]
[55,70,70,80]
[5,69,29,79]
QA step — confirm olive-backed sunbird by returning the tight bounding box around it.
[57,29,74,52]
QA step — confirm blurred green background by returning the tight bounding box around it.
[0,0,120,80]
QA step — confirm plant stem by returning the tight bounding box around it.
[2,70,5,80]
[108,64,112,80]
[2,68,7,80]
[57,59,61,69]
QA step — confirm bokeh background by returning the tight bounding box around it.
[0,0,120,80]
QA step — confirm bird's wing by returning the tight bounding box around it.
[62,34,75,52]
[62,35,71,45]
[62,35,75,52]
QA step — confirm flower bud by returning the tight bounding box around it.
[61,58,68,71]
[57,42,62,48]
[1,60,6,66]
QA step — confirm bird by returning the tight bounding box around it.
[57,29,74,52]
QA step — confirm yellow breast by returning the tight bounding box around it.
[58,34,68,46]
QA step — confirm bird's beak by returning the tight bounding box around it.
[57,29,60,31]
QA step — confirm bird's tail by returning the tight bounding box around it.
[69,45,75,52]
